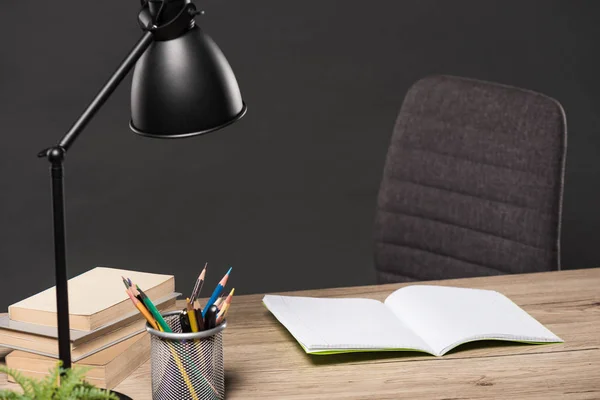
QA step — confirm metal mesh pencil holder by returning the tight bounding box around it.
[146,311,227,400]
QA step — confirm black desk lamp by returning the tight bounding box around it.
[36,0,246,398]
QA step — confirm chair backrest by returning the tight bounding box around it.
[373,75,567,283]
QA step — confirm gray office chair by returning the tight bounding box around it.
[374,75,567,283]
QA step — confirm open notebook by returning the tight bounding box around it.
[263,285,563,356]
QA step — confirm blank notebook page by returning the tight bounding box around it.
[384,285,563,356]
[263,295,432,353]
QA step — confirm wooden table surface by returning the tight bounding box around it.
[2,269,599,399]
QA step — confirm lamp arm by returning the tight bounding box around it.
[36,31,153,371]
[58,31,154,152]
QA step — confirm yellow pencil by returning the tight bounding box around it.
[216,288,234,324]
[221,288,235,312]
[216,303,229,325]
[186,298,199,332]
[169,346,199,400]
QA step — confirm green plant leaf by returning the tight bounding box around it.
[0,362,118,400]
[0,365,35,398]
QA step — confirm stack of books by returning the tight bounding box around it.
[0,267,179,389]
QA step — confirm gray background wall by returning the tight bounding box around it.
[1,0,599,309]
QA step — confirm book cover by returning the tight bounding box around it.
[0,296,177,361]
[8,267,175,331]
[0,292,179,346]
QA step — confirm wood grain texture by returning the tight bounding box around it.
[2,269,599,399]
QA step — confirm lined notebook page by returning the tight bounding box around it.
[263,295,433,354]
[384,285,563,356]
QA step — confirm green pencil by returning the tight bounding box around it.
[136,284,172,333]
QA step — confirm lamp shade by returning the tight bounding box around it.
[130,25,246,138]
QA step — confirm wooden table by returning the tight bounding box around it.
[2,269,599,399]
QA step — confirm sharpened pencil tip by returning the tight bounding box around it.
[219,267,233,286]
[199,265,207,280]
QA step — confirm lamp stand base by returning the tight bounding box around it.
[110,390,133,400]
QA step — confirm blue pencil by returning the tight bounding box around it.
[202,267,232,318]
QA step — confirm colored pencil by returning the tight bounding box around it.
[125,289,159,330]
[221,288,235,309]
[202,267,232,318]
[121,279,201,399]
[214,289,234,325]
[190,263,207,301]
[215,304,229,325]
[217,303,229,318]
[136,284,171,332]
[125,279,144,302]
[169,346,199,400]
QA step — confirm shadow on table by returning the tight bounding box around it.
[306,340,536,365]
[225,371,242,393]
[306,350,429,366]
[442,340,533,356]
